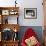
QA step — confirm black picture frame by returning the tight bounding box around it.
[24,8,37,19]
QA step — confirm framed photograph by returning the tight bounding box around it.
[2,10,9,15]
[9,10,18,15]
[24,8,37,19]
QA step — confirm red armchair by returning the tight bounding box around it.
[21,28,41,46]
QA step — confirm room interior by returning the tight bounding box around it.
[0,0,46,46]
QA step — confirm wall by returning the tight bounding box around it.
[19,0,44,26]
[0,0,44,26]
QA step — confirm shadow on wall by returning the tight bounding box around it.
[18,26,43,44]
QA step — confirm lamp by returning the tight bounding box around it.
[15,0,17,7]
[14,28,17,32]
[13,28,19,41]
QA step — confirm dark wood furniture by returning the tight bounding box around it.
[2,40,19,46]
[0,7,20,46]
[0,41,2,46]
[0,7,19,24]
